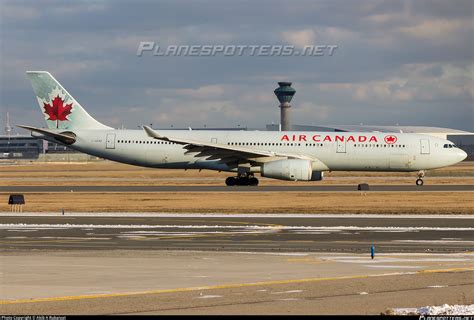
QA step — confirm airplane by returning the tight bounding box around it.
[19,71,467,186]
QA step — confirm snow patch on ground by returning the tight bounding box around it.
[270,290,303,295]
[2,223,473,233]
[388,304,474,315]
[2,212,473,219]
[196,295,222,299]
[38,236,111,240]
[364,265,422,269]
[238,252,309,257]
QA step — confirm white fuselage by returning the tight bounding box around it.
[54,129,466,173]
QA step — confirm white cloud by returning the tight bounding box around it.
[367,13,399,24]
[281,28,316,47]
[146,85,227,100]
[1,3,40,20]
[315,62,473,106]
[318,26,359,42]
[295,102,331,121]
[2,1,473,131]
[50,2,108,15]
[398,19,471,40]
[175,85,226,99]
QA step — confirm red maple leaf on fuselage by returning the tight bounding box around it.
[43,95,73,127]
[384,135,397,144]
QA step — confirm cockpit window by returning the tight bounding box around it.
[443,143,457,148]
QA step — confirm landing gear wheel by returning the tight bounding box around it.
[416,170,425,186]
[225,174,258,186]
[249,177,259,186]
[235,177,248,186]
[225,177,236,186]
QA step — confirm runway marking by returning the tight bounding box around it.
[1,267,473,305]
[418,267,474,274]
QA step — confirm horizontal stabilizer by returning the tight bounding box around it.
[17,125,76,145]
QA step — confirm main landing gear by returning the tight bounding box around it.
[225,174,259,186]
[416,170,425,186]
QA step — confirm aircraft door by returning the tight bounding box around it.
[106,133,116,149]
[336,140,346,153]
[420,139,430,154]
[211,138,217,144]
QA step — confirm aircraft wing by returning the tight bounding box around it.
[143,126,312,167]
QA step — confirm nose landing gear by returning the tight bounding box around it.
[225,173,259,186]
[416,170,425,186]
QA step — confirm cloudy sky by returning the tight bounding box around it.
[1,0,473,132]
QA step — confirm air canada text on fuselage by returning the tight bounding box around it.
[280,134,385,143]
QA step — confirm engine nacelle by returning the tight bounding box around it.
[310,170,324,181]
[261,159,324,181]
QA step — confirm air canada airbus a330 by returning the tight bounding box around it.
[19,71,467,186]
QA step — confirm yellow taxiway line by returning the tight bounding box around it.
[1,267,472,305]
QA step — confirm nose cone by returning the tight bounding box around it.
[457,149,468,162]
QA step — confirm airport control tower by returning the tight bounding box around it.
[274,82,295,131]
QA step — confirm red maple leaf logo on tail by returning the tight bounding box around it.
[43,95,73,128]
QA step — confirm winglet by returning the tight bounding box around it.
[143,125,158,137]
[143,125,169,141]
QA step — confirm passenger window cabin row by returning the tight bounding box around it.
[117,140,174,144]
[116,139,408,149]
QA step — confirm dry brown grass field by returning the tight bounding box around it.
[0,191,472,214]
[1,160,473,186]
[0,160,473,214]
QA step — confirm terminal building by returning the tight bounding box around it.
[0,134,77,160]
[0,135,43,159]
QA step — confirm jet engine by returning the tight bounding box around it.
[261,159,324,181]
